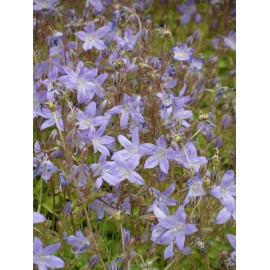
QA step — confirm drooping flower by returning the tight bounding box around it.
[107,93,144,129]
[75,21,111,51]
[148,183,178,212]
[66,230,90,255]
[33,237,64,270]
[114,26,141,51]
[224,30,236,51]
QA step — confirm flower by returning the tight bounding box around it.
[183,175,206,205]
[210,170,236,213]
[151,205,197,258]
[177,0,197,25]
[91,153,120,187]
[39,107,64,131]
[59,61,98,104]
[190,57,205,71]
[172,44,194,62]
[33,237,64,270]
[33,212,46,224]
[140,135,178,174]
[66,230,90,255]
[113,127,141,161]
[226,234,236,266]
[114,153,145,185]
[107,93,144,129]
[114,26,141,51]
[148,183,178,212]
[76,101,109,134]
[75,21,111,51]
[224,31,236,51]
[33,0,58,11]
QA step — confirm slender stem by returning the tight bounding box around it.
[38,179,43,213]
[71,171,107,270]
[187,122,206,142]
[164,254,182,270]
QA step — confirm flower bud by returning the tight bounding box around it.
[63,202,72,216]
[88,255,99,268]
[124,228,131,247]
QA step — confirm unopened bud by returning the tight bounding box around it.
[88,255,100,268]
[63,202,72,216]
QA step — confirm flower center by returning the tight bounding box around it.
[176,223,185,233]
[156,148,166,160]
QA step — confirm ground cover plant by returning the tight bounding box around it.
[33,0,236,269]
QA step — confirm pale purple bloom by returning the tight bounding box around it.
[210,170,236,213]
[34,155,59,182]
[59,61,97,104]
[151,205,197,256]
[76,101,108,133]
[174,142,207,172]
[172,44,194,62]
[190,57,205,71]
[42,66,60,102]
[35,57,62,79]
[66,230,90,255]
[84,125,115,156]
[75,21,111,51]
[33,81,47,118]
[33,237,64,270]
[33,0,58,11]
[226,234,236,266]
[85,0,104,14]
[72,164,89,188]
[91,153,120,187]
[183,176,206,206]
[114,153,145,185]
[33,212,46,224]
[113,127,141,161]
[148,183,178,212]
[140,135,178,174]
[114,26,141,51]
[224,31,236,51]
[177,0,197,24]
[107,93,144,129]
[215,203,236,224]
[39,107,64,131]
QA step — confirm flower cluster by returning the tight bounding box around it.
[33,0,236,268]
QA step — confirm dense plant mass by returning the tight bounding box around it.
[33,0,236,269]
